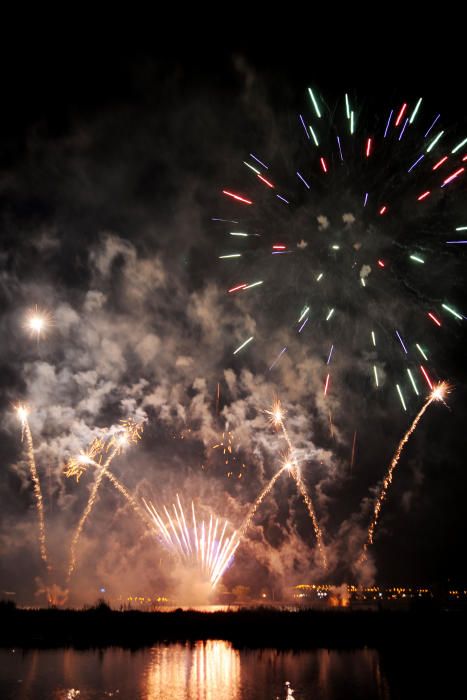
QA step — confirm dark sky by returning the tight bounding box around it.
[0,40,466,606]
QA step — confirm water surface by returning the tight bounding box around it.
[0,641,457,699]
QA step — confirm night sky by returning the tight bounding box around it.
[1,40,466,606]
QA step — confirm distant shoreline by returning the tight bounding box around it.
[1,602,466,650]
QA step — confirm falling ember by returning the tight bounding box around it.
[420,365,433,390]
[309,125,319,147]
[408,154,424,172]
[365,138,372,157]
[228,284,247,293]
[299,115,310,139]
[433,156,448,170]
[250,153,269,169]
[394,103,407,127]
[243,280,263,290]
[426,130,444,153]
[417,191,430,201]
[324,373,330,396]
[233,336,254,355]
[396,384,407,411]
[144,497,239,587]
[360,384,448,561]
[379,206,387,215]
[257,174,274,188]
[451,137,467,154]
[308,88,322,118]
[345,94,350,120]
[269,346,287,370]
[373,365,379,387]
[398,118,409,141]
[17,406,49,568]
[395,330,408,354]
[409,98,423,124]
[297,306,310,323]
[320,157,328,173]
[442,303,463,320]
[416,344,428,361]
[383,109,393,138]
[424,113,440,138]
[442,167,465,186]
[222,190,253,205]
[244,161,260,175]
[297,171,311,188]
[407,369,419,396]
[428,312,442,327]
[337,136,343,161]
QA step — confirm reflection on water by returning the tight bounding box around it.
[0,640,459,699]
[143,640,241,700]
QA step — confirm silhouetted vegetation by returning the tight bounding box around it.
[0,601,466,650]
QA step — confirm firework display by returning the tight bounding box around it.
[216,90,464,416]
[4,84,465,606]
[144,496,240,587]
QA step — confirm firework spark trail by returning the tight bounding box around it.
[351,430,357,472]
[242,401,327,568]
[144,497,239,587]
[17,408,49,568]
[67,420,143,581]
[328,410,334,439]
[291,466,327,569]
[65,454,150,528]
[238,464,289,537]
[271,402,327,569]
[67,445,121,580]
[360,383,448,562]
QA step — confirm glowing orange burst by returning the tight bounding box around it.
[265,398,285,429]
[64,438,105,481]
[431,381,450,404]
